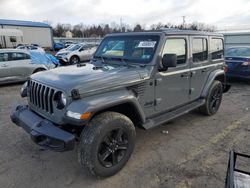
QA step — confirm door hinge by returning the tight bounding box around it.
[155,78,162,86]
[189,88,194,95]
[154,98,162,106]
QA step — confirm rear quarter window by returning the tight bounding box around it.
[211,38,224,60]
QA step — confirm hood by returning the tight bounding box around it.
[56,50,71,55]
[31,63,150,96]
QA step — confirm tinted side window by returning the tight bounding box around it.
[192,38,208,62]
[163,38,187,65]
[0,53,9,62]
[211,38,223,60]
[10,53,29,61]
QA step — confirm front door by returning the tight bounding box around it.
[155,37,191,112]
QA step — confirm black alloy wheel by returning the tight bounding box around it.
[98,128,129,168]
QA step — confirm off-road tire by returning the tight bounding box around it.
[79,112,136,177]
[199,80,223,115]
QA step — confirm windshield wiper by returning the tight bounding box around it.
[93,55,107,64]
[92,56,108,68]
[106,57,136,67]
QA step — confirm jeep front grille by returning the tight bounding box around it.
[28,80,55,114]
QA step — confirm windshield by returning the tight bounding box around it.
[225,47,250,57]
[94,35,160,64]
[67,44,82,51]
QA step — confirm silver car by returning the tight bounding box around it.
[55,43,98,65]
[0,49,54,84]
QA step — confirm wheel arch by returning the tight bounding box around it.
[66,90,146,127]
[201,69,225,98]
[92,102,145,127]
[32,67,47,74]
[70,55,80,62]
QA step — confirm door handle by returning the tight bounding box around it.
[181,72,190,78]
[1,64,8,67]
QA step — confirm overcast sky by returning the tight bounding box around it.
[1,0,250,29]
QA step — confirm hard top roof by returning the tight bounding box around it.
[106,29,223,37]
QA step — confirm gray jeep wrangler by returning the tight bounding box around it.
[11,30,230,177]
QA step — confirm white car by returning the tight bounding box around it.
[57,44,76,53]
[16,45,45,53]
[0,49,55,84]
[55,43,98,65]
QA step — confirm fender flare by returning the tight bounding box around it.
[201,69,225,98]
[66,89,146,123]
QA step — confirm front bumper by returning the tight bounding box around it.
[55,56,68,63]
[10,104,75,152]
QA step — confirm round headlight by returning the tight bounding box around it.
[60,93,67,106]
[20,81,28,97]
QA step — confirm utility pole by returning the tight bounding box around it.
[120,17,123,32]
[182,16,186,28]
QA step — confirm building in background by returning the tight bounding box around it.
[65,31,73,38]
[0,19,53,49]
[223,32,250,48]
[217,27,250,48]
[0,28,23,48]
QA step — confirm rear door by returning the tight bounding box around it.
[190,37,224,100]
[8,52,31,79]
[79,45,95,61]
[189,36,209,100]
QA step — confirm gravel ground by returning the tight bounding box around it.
[0,81,249,188]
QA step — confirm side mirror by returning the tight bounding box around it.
[79,48,84,52]
[162,54,177,69]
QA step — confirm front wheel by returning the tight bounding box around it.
[69,56,80,65]
[199,80,223,115]
[79,112,136,177]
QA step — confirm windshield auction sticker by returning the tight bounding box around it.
[138,41,156,48]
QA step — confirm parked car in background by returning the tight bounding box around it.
[16,45,45,53]
[225,46,250,81]
[31,44,40,47]
[16,43,29,48]
[0,49,55,84]
[56,43,76,53]
[53,42,65,51]
[29,51,60,67]
[55,43,98,65]
[64,41,75,48]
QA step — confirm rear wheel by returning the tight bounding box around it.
[79,112,136,177]
[199,80,223,115]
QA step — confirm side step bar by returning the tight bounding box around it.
[143,99,205,129]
